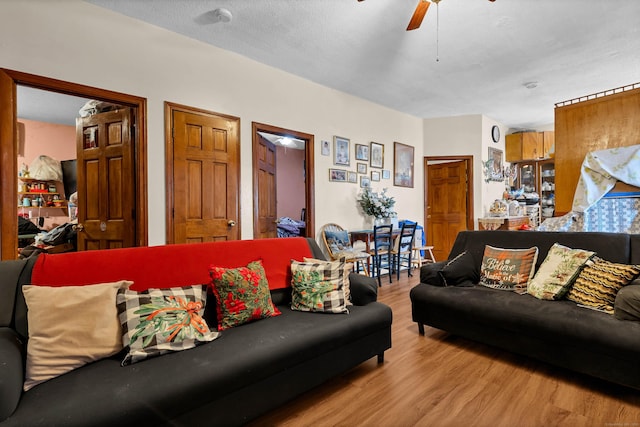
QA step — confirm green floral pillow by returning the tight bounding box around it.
[527,243,595,300]
[209,260,281,331]
[116,285,219,365]
[290,259,349,314]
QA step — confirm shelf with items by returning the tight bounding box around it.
[18,177,66,209]
[539,160,555,218]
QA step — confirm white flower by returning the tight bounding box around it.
[357,187,396,218]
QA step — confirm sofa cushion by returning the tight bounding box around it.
[614,284,640,321]
[304,257,352,303]
[290,259,349,313]
[116,285,219,365]
[22,280,132,391]
[479,246,538,293]
[567,257,640,314]
[439,251,478,287]
[209,260,281,330]
[527,243,594,300]
[420,261,448,286]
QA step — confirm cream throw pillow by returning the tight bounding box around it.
[23,280,132,391]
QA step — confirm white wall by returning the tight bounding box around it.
[0,1,424,244]
[423,114,508,227]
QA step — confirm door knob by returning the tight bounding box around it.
[75,223,84,231]
[227,220,237,227]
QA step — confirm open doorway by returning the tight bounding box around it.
[252,122,315,239]
[0,68,147,260]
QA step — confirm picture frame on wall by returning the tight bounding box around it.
[321,140,330,156]
[333,136,350,166]
[371,170,380,182]
[347,171,357,183]
[370,142,384,169]
[382,169,390,180]
[393,141,414,188]
[357,162,367,174]
[355,144,369,161]
[488,147,504,181]
[360,176,371,188]
[329,168,347,182]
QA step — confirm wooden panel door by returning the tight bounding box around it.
[427,161,468,261]
[171,109,239,243]
[256,134,277,239]
[76,108,135,250]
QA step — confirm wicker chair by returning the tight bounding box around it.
[320,223,370,275]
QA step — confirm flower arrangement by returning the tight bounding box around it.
[357,187,396,218]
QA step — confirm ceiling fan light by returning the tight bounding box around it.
[213,8,232,23]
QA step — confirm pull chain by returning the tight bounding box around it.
[436,0,440,62]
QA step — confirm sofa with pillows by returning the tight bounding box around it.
[0,237,392,426]
[411,230,640,390]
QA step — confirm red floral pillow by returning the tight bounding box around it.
[209,260,281,331]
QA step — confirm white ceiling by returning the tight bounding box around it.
[82,0,640,130]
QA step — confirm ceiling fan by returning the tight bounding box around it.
[357,0,496,31]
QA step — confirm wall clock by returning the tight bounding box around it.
[491,125,500,143]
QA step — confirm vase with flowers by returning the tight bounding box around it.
[357,187,397,226]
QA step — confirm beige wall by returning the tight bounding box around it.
[0,1,424,244]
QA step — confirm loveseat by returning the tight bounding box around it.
[0,237,392,426]
[411,230,640,390]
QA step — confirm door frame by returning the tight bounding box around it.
[424,155,475,233]
[251,122,315,238]
[0,68,148,260]
[164,102,242,244]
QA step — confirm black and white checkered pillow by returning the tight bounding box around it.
[290,259,349,314]
[116,285,219,365]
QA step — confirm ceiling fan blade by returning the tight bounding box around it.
[407,0,430,31]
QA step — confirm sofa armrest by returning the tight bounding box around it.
[419,261,447,286]
[348,273,378,305]
[0,327,24,422]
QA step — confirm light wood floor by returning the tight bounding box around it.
[250,272,640,427]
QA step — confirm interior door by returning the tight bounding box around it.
[170,108,240,243]
[256,134,277,239]
[76,108,135,250]
[427,160,468,261]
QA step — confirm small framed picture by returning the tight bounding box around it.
[394,141,415,188]
[329,168,347,182]
[355,144,369,161]
[333,136,350,166]
[370,141,384,169]
[382,169,390,180]
[321,140,330,156]
[488,147,504,181]
[371,170,381,182]
[347,171,357,183]
[360,176,371,188]
[357,162,367,174]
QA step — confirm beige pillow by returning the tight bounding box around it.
[23,280,132,391]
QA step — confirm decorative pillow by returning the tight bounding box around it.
[303,257,352,303]
[209,260,281,331]
[439,251,479,287]
[614,284,640,321]
[23,280,132,391]
[324,229,352,254]
[567,257,640,314]
[479,246,539,293]
[527,243,595,300]
[290,259,350,313]
[117,285,219,365]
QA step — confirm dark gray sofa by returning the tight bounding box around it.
[0,237,392,426]
[411,230,640,390]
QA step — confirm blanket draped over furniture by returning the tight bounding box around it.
[411,230,640,390]
[0,237,392,426]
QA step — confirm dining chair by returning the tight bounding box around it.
[369,224,394,286]
[320,223,370,275]
[391,221,417,280]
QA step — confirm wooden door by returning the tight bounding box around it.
[427,161,468,261]
[256,134,277,239]
[170,108,240,243]
[76,108,135,250]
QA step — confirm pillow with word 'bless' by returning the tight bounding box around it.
[479,245,539,293]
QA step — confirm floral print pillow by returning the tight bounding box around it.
[209,260,281,331]
[527,243,595,300]
[116,285,219,365]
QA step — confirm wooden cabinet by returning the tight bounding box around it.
[506,132,554,162]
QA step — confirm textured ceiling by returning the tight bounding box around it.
[20,1,640,130]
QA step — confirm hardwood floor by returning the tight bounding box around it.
[250,273,640,427]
